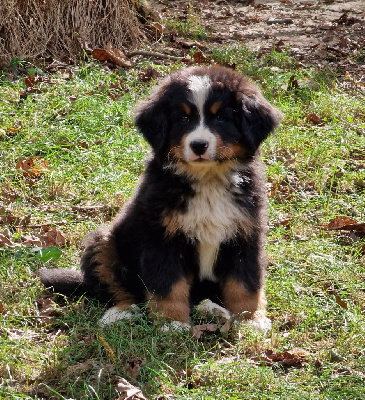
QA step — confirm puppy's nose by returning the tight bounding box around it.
[190,140,209,156]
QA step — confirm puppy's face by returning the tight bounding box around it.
[135,66,282,166]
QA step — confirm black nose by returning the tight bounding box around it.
[190,140,209,156]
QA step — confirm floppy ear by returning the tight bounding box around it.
[240,93,282,149]
[134,88,170,156]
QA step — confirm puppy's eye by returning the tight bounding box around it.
[216,114,226,123]
[181,115,190,123]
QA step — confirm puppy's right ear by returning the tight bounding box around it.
[134,87,170,155]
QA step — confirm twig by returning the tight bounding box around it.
[126,50,185,61]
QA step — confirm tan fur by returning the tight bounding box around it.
[210,101,222,115]
[91,230,136,305]
[148,278,191,324]
[222,277,267,320]
[181,103,191,115]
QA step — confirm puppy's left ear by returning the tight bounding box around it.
[134,89,169,156]
[241,92,283,149]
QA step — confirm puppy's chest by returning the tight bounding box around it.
[163,172,254,280]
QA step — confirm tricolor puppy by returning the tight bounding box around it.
[40,66,282,330]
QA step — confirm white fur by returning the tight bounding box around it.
[165,165,253,281]
[99,304,142,326]
[183,123,217,162]
[198,242,219,281]
[184,75,216,162]
[246,317,272,333]
[196,299,232,320]
[188,75,211,115]
[161,320,191,332]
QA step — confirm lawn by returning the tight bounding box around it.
[0,45,364,399]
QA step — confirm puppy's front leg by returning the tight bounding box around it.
[139,241,192,326]
[147,277,191,327]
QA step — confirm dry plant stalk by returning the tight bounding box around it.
[0,0,143,64]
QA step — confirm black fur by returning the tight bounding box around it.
[40,66,282,325]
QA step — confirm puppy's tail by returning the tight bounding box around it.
[39,268,86,297]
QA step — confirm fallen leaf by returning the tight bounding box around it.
[126,359,144,380]
[139,66,161,82]
[0,233,15,247]
[116,377,148,400]
[77,141,89,149]
[93,43,134,68]
[335,294,348,310]
[37,295,68,324]
[6,121,22,137]
[193,51,208,64]
[24,75,50,87]
[0,213,31,227]
[324,216,365,232]
[40,226,67,247]
[253,348,309,368]
[16,157,50,178]
[0,302,5,314]
[308,113,325,125]
[192,323,219,339]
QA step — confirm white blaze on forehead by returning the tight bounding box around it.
[188,74,212,116]
[185,74,215,161]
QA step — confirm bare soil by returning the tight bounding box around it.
[151,0,365,79]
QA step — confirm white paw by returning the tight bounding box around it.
[196,299,232,321]
[99,304,142,326]
[246,316,272,333]
[160,320,191,332]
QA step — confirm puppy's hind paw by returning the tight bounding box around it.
[246,316,272,333]
[160,320,191,333]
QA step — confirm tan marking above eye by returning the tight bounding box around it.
[181,103,191,115]
[210,102,222,115]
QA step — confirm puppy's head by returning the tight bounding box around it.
[135,66,282,165]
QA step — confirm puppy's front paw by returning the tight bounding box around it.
[99,304,142,326]
[196,299,232,321]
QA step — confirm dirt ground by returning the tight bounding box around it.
[150,0,365,79]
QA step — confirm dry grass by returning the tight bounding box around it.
[0,0,144,64]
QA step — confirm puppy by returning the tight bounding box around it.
[40,66,282,330]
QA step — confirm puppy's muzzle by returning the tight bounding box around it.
[190,140,209,156]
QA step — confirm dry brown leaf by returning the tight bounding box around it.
[40,226,66,247]
[16,157,50,178]
[308,113,325,125]
[126,359,144,380]
[139,67,161,82]
[93,44,134,68]
[21,234,42,247]
[335,294,348,309]
[193,51,208,64]
[0,302,5,314]
[253,348,309,368]
[192,323,219,339]
[0,233,15,247]
[6,121,22,137]
[116,377,148,400]
[324,216,365,232]
[0,213,31,227]
[37,295,68,324]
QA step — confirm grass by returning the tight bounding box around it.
[0,45,365,399]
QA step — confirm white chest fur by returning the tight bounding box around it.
[164,166,254,281]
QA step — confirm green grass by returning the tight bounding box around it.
[1,46,365,399]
